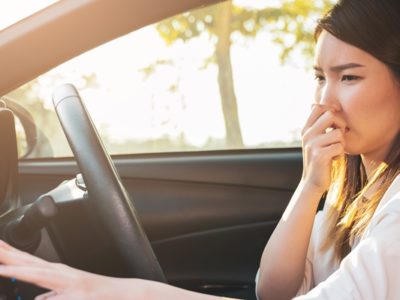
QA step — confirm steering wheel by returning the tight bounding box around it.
[52,84,166,282]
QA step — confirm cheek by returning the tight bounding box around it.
[341,82,400,131]
[338,85,369,120]
[372,83,400,122]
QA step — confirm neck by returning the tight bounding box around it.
[360,139,396,180]
[361,156,382,181]
[359,156,383,199]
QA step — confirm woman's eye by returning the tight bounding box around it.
[341,75,361,82]
[314,74,325,83]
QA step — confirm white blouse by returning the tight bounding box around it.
[256,175,400,300]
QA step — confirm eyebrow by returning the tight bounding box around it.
[313,63,365,72]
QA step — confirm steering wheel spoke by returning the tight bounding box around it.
[52,84,166,282]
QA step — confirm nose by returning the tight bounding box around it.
[316,83,341,111]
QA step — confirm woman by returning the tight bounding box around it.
[0,0,399,299]
[257,0,400,299]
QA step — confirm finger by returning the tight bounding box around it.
[0,240,15,250]
[305,143,344,167]
[309,128,345,148]
[0,240,52,266]
[35,291,58,300]
[302,104,333,135]
[311,103,337,111]
[35,291,75,300]
[49,294,78,300]
[307,110,347,136]
[0,265,68,291]
[303,129,345,166]
[324,142,345,160]
[0,244,48,266]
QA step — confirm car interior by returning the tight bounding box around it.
[0,0,318,299]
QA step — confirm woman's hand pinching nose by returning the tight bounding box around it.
[311,103,340,113]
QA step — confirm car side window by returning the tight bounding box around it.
[6,0,334,159]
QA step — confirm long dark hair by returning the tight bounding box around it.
[314,0,400,260]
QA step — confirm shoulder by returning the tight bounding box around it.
[376,174,400,211]
[373,174,400,216]
[363,175,400,238]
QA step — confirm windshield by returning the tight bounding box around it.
[0,0,58,31]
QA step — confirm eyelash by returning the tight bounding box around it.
[313,74,362,82]
[341,75,362,81]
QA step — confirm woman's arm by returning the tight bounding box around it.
[256,181,323,300]
[0,240,238,300]
[257,104,347,300]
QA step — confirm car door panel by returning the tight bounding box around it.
[18,149,302,299]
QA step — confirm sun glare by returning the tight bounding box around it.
[0,0,58,31]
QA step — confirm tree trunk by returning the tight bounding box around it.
[215,2,243,148]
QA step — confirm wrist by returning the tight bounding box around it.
[294,180,327,209]
[298,179,328,197]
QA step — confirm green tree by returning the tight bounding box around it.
[6,81,56,157]
[154,0,335,148]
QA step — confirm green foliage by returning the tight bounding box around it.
[156,0,336,63]
[6,81,56,157]
[9,1,339,158]
[5,72,98,158]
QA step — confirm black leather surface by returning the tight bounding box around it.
[52,84,165,281]
[0,109,19,214]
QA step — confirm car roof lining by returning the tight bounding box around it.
[0,0,222,95]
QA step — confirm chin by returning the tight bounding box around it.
[343,133,364,156]
[344,147,362,156]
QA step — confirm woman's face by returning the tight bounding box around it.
[314,30,400,161]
